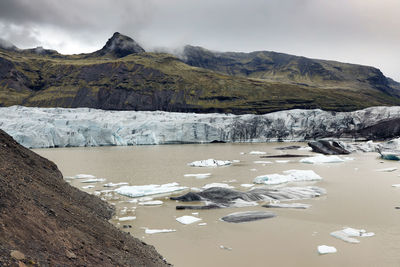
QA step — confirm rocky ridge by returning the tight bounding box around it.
[0,129,169,266]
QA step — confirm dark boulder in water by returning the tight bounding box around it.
[221,211,276,223]
[308,140,350,155]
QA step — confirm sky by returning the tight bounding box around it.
[0,0,399,80]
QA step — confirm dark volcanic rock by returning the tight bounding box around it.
[0,130,168,266]
[91,32,145,58]
[308,140,350,155]
[221,211,276,223]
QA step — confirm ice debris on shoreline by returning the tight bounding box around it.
[176,215,202,225]
[115,183,187,198]
[317,245,337,255]
[254,170,322,185]
[330,227,375,243]
[189,159,232,167]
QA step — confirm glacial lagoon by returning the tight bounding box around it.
[35,143,400,267]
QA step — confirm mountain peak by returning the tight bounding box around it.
[0,38,18,51]
[96,32,145,58]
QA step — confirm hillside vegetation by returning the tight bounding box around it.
[0,32,399,114]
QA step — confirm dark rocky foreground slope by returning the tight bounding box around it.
[0,129,169,266]
[0,33,400,114]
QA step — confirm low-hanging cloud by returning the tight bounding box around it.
[0,0,399,80]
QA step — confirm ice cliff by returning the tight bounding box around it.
[1,105,400,148]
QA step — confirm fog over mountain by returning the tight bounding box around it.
[0,0,399,81]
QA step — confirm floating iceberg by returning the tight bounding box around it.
[139,200,164,206]
[300,155,345,164]
[176,215,202,225]
[115,183,187,198]
[171,186,325,210]
[254,170,322,185]
[330,227,375,243]
[189,159,232,167]
[145,229,176,234]
[221,211,275,223]
[118,216,136,222]
[317,245,337,255]
[253,161,273,164]
[81,178,106,183]
[202,183,234,189]
[375,167,397,172]
[240,184,255,188]
[184,173,212,179]
[71,174,96,179]
[103,182,129,187]
[82,185,95,189]
[249,151,267,155]
[275,160,290,163]
[263,203,311,209]
[380,152,400,161]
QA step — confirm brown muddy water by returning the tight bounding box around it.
[34,143,400,267]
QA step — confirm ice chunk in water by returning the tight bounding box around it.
[118,216,136,222]
[145,229,176,234]
[264,203,311,209]
[202,183,234,189]
[115,183,187,198]
[189,159,232,167]
[139,200,163,206]
[330,227,375,243]
[300,155,345,164]
[318,245,337,254]
[375,167,397,172]
[249,151,266,155]
[74,174,96,179]
[254,170,322,185]
[103,182,128,187]
[184,173,211,179]
[176,215,202,225]
[81,178,106,183]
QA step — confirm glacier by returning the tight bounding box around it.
[2,105,400,148]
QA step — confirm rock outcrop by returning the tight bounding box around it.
[0,129,168,266]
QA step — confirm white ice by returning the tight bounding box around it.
[249,151,267,155]
[176,215,202,225]
[300,155,345,164]
[115,183,187,198]
[81,178,106,183]
[241,184,255,188]
[103,182,129,187]
[330,227,375,243]
[317,245,337,255]
[184,173,212,179]
[253,161,272,164]
[266,203,311,209]
[4,106,400,148]
[118,216,136,221]
[375,167,397,172]
[145,229,176,234]
[73,174,96,179]
[254,170,322,185]
[82,185,95,189]
[202,183,235,189]
[139,200,164,206]
[189,159,232,167]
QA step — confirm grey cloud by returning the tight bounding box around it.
[0,0,399,80]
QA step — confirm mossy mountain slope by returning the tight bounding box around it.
[183,45,400,97]
[0,33,399,114]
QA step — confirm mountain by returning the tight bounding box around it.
[0,32,399,114]
[182,45,400,97]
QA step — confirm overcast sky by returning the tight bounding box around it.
[0,0,399,80]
